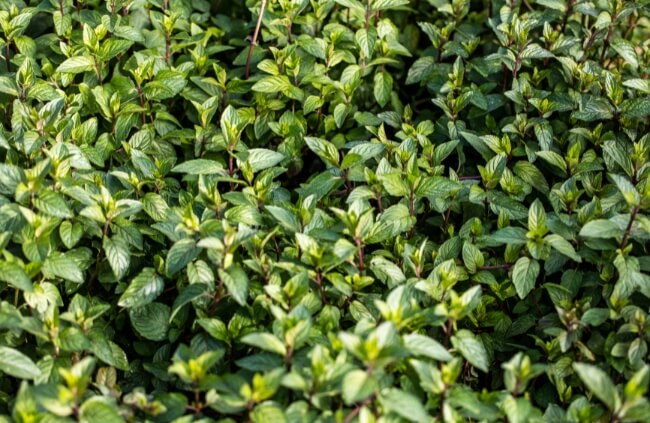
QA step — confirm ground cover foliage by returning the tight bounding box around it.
[1,0,650,421]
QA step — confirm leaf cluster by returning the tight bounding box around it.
[1,0,650,422]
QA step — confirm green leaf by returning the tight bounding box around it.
[573,363,620,411]
[34,190,73,218]
[406,57,436,85]
[334,103,351,128]
[581,308,610,326]
[380,173,410,197]
[535,151,567,174]
[579,219,621,238]
[118,268,164,308]
[0,346,40,379]
[484,227,527,245]
[528,199,547,235]
[416,176,460,198]
[370,256,406,286]
[304,137,339,167]
[43,254,84,284]
[512,257,540,299]
[103,236,130,280]
[166,239,199,276]
[521,44,554,59]
[610,174,640,207]
[252,75,293,94]
[129,303,170,341]
[379,388,428,423]
[142,192,169,222]
[544,234,581,262]
[0,76,19,96]
[59,221,84,248]
[355,27,377,58]
[99,39,133,61]
[611,39,638,69]
[374,72,392,107]
[219,266,249,306]
[0,261,33,292]
[342,369,376,404]
[404,333,453,362]
[241,333,287,356]
[171,159,225,175]
[245,148,284,172]
[89,334,129,370]
[451,329,489,372]
[334,0,365,11]
[372,0,409,10]
[265,206,301,232]
[143,70,187,100]
[170,283,209,321]
[79,397,124,423]
[620,97,650,119]
[57,56,94,73]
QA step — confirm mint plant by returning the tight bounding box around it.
[1,0,650,421]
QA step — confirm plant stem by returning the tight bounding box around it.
[560,0,574,33]
[245,0,267,79]
[479,264,512,270]
[355,237,365,273]
[343,404,362,423]
[600,25,613,62]
[4,42,10,71]
[619,206,639,251]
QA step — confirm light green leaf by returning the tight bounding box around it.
[171,159,225,175]
[219,266,249,306]
[0,346,40,379]
[43,254,84,284]
[512,257,539,299]
[579,219,621,238]
[334,0,365,11]
[374,72,392,107]
[304,137,339,167]
[544,234,581,262]
[57,56,94,73]
[79,397,124,423]
[34,190,73,218]
[246,148,284,172]
[355,27,377,58]
[610,174,640,207]
[252,75,293,94]
[535,151,567,174]
[573,363,620,411]
[241,333,287,356]
[342,369,376,404]
[451,329,489,372]
[372,0,409,10]
[0,261,33,292]
[611,39,638,69]
[103,236,130,280]
[265,206,301,232]
[379,388,428,423]
[380,172,410,197]
[404,333,452,362]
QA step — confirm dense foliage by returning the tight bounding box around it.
[1,0,650,421]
